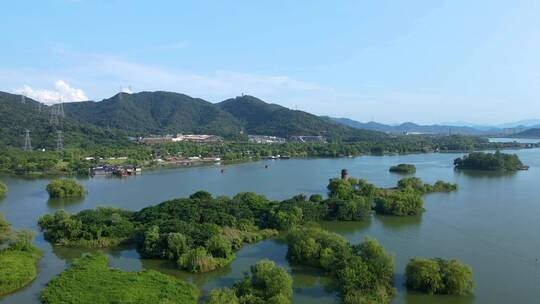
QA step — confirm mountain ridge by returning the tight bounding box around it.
[60,91,386,142]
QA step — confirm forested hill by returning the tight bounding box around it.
[61,91,386,141]
[515,128,540,138]
[0,92,127,149]
[63,91,244,139]
[218,95,386,141]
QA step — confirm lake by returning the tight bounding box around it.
[1,149,540,304]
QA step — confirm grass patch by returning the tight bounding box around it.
[0,244,43,296]
[41,253,199,304]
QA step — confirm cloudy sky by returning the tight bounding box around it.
[1,0,540,124]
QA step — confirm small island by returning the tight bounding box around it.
[287,227,395,303]
[405,257,474,295]
[0,181,7,197]
[46,179,86,198]
[389,163,416,174]
[454,151,527,171]
[0,213,43,296]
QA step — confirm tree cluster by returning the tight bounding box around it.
[286,227,395,304]
[405,257,474,295]
[46,179,86,198]
[208,259,293,304]
[454,151,524,171]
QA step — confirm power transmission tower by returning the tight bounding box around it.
[56,130,63,151]
[57,98,65,118]
[49,106,59,125]
[24,129,32,151]
[21,94,26,104]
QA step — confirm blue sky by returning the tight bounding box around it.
[1,0,539,124]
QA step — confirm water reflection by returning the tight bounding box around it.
[403,290,475,304]
[318,219,371,236]
[290,265,335,292]
[455,169,517,179]
[374,214,423,230]
[47,196,85,208]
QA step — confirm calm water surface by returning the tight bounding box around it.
[1,149,540,303]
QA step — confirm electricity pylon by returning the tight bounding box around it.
[56,130,63,151]
[24,129,32,151]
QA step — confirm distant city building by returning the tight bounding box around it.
[289,135,327,143]
[139,134,222,144]
[172,134,223,143]
[248,135,286,144]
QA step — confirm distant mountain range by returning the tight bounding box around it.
[2,89,539,150]
[514,128,540,138]
[329,117,540,136]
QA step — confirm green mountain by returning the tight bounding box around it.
[218,95,386,141]
[1,90,387,147]
[63,91,244,138]
[63,91,385,141]
[0,91,128,149]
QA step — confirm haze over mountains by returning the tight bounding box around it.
[2,90,539,149]
[329,117,540,136]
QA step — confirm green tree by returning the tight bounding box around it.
[165,232,188,260]
[206,235,233,259]
[234,259,293,303]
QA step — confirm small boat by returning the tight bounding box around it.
[518,165,530,171]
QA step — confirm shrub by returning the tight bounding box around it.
[208,288,239,304]
[46,179,86,198]
[397,177,426,193]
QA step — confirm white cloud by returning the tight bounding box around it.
[14,80,88,105]
[91,55,327,102]
[120,86,133,94]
